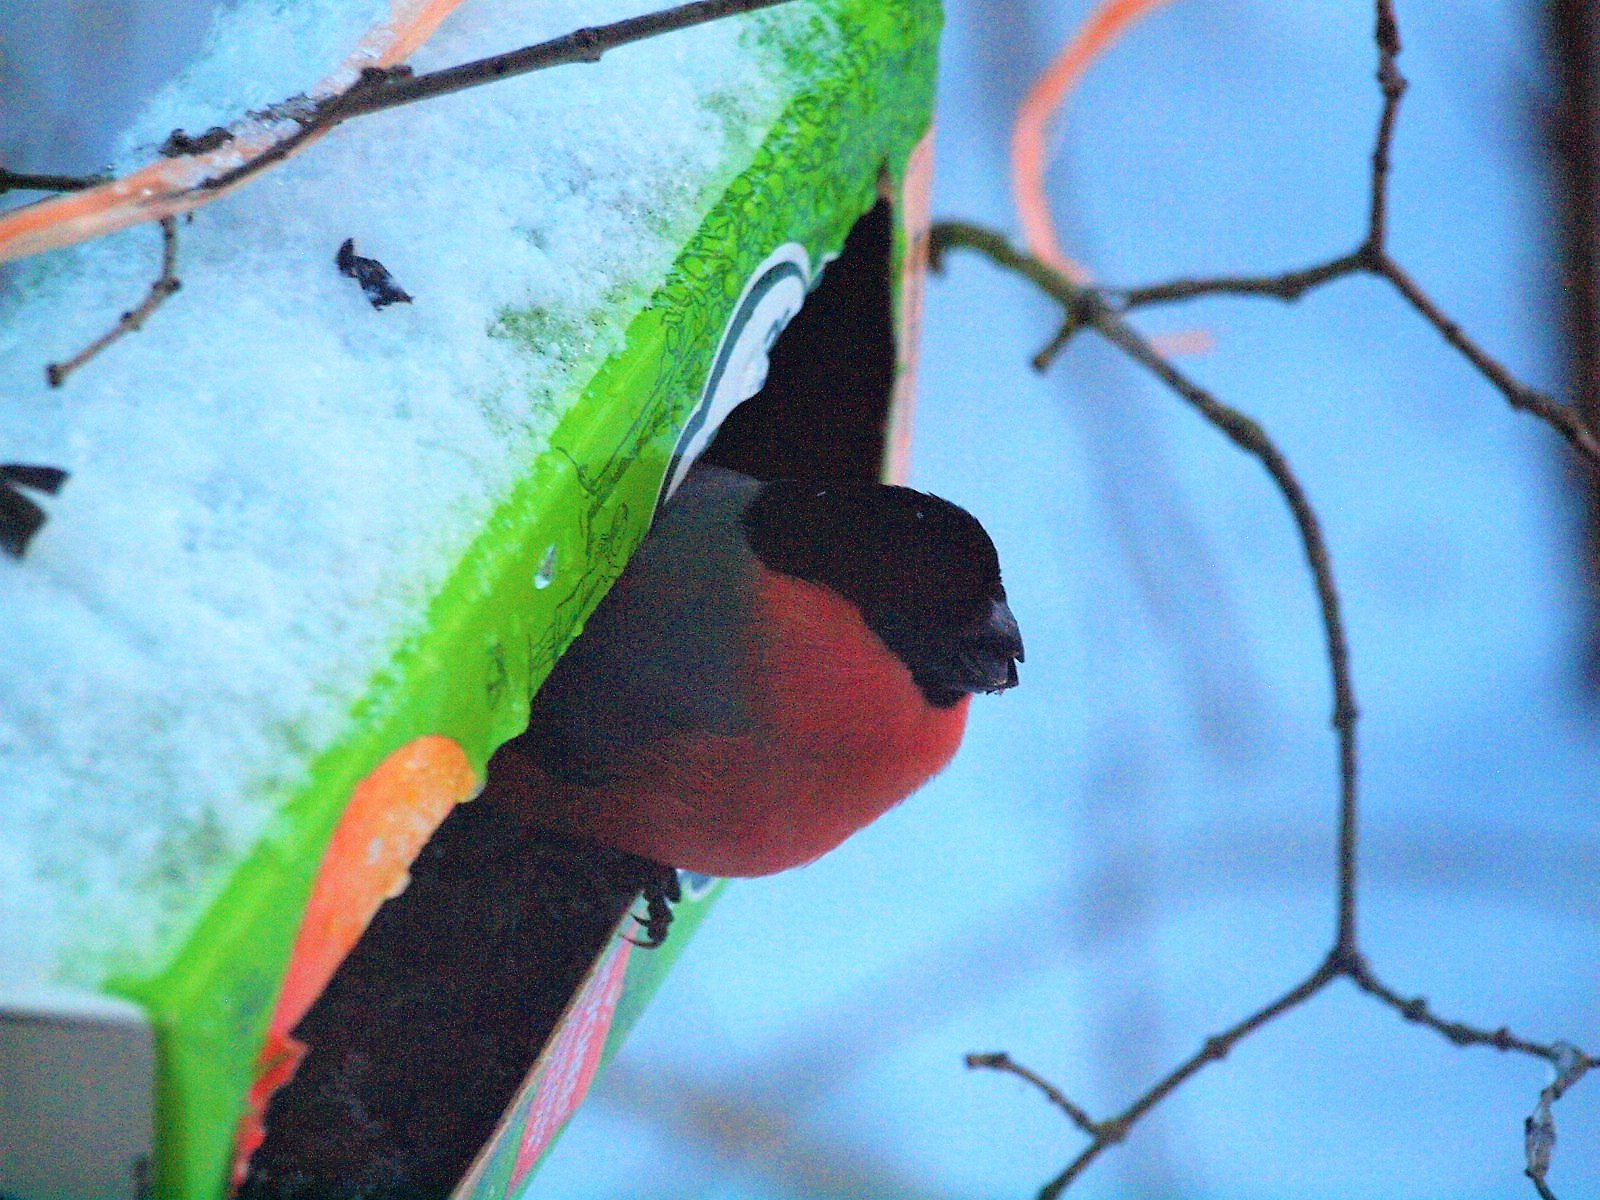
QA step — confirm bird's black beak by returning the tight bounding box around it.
[953,596,1024,695]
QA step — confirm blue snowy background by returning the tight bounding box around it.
[538,2,1600,1197]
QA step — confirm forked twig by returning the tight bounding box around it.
[44,217,180,388]
[1104,0,1600,468]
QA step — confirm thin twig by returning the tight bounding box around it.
[1367,249,1600,463]
[201,0,797,192]
[1113,245,1600,469]
[0,168,106,195]
[1368,0,1406,248]
[966,1053,1103,1138]
[1346,953,1571,1059]
[1037,960,1341,1199]
[45,217,180,388]
[1115,250,1367,310]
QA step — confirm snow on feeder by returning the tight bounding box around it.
[0,0,938,1196]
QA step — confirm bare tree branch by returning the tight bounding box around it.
[17,0,800,382]
[929,2,1594,1188]
[1368,0,1406,248]
[1035,960,1341,1199]
[1115,251,1366,309]
[1341,952,1586,1066]
[197,0,799,192]
[1369,250,1600,463]
[930,217,1594,1196]
[0,0,800,265]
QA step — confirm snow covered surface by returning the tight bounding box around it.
[0,0,833,990]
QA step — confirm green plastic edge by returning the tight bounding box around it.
[101,2,940,1195]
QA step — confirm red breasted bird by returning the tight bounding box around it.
[489,464,1022,879]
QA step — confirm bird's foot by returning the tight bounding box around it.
[623,862,682,949]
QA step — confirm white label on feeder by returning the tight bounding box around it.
[659,242,812,503]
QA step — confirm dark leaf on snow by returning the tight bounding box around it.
[336,238,413,309]
[0,464,69,558]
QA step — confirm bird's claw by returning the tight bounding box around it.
[624,865,682,949]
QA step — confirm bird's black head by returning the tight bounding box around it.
[742,480,1023,708]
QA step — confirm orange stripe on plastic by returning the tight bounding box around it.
[1010,0,1177,280]
[231,734,478,1186]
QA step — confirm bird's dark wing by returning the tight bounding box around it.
[511,465,764,785]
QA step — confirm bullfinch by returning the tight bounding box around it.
[233,468,1019,1195]
[488,463,1023,881]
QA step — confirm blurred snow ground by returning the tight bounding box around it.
[537,1,1599,1198]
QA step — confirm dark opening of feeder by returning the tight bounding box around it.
[702,197,896,482]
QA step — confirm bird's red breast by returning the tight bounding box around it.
[487,465,1020,880]
[497,568,969,877]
